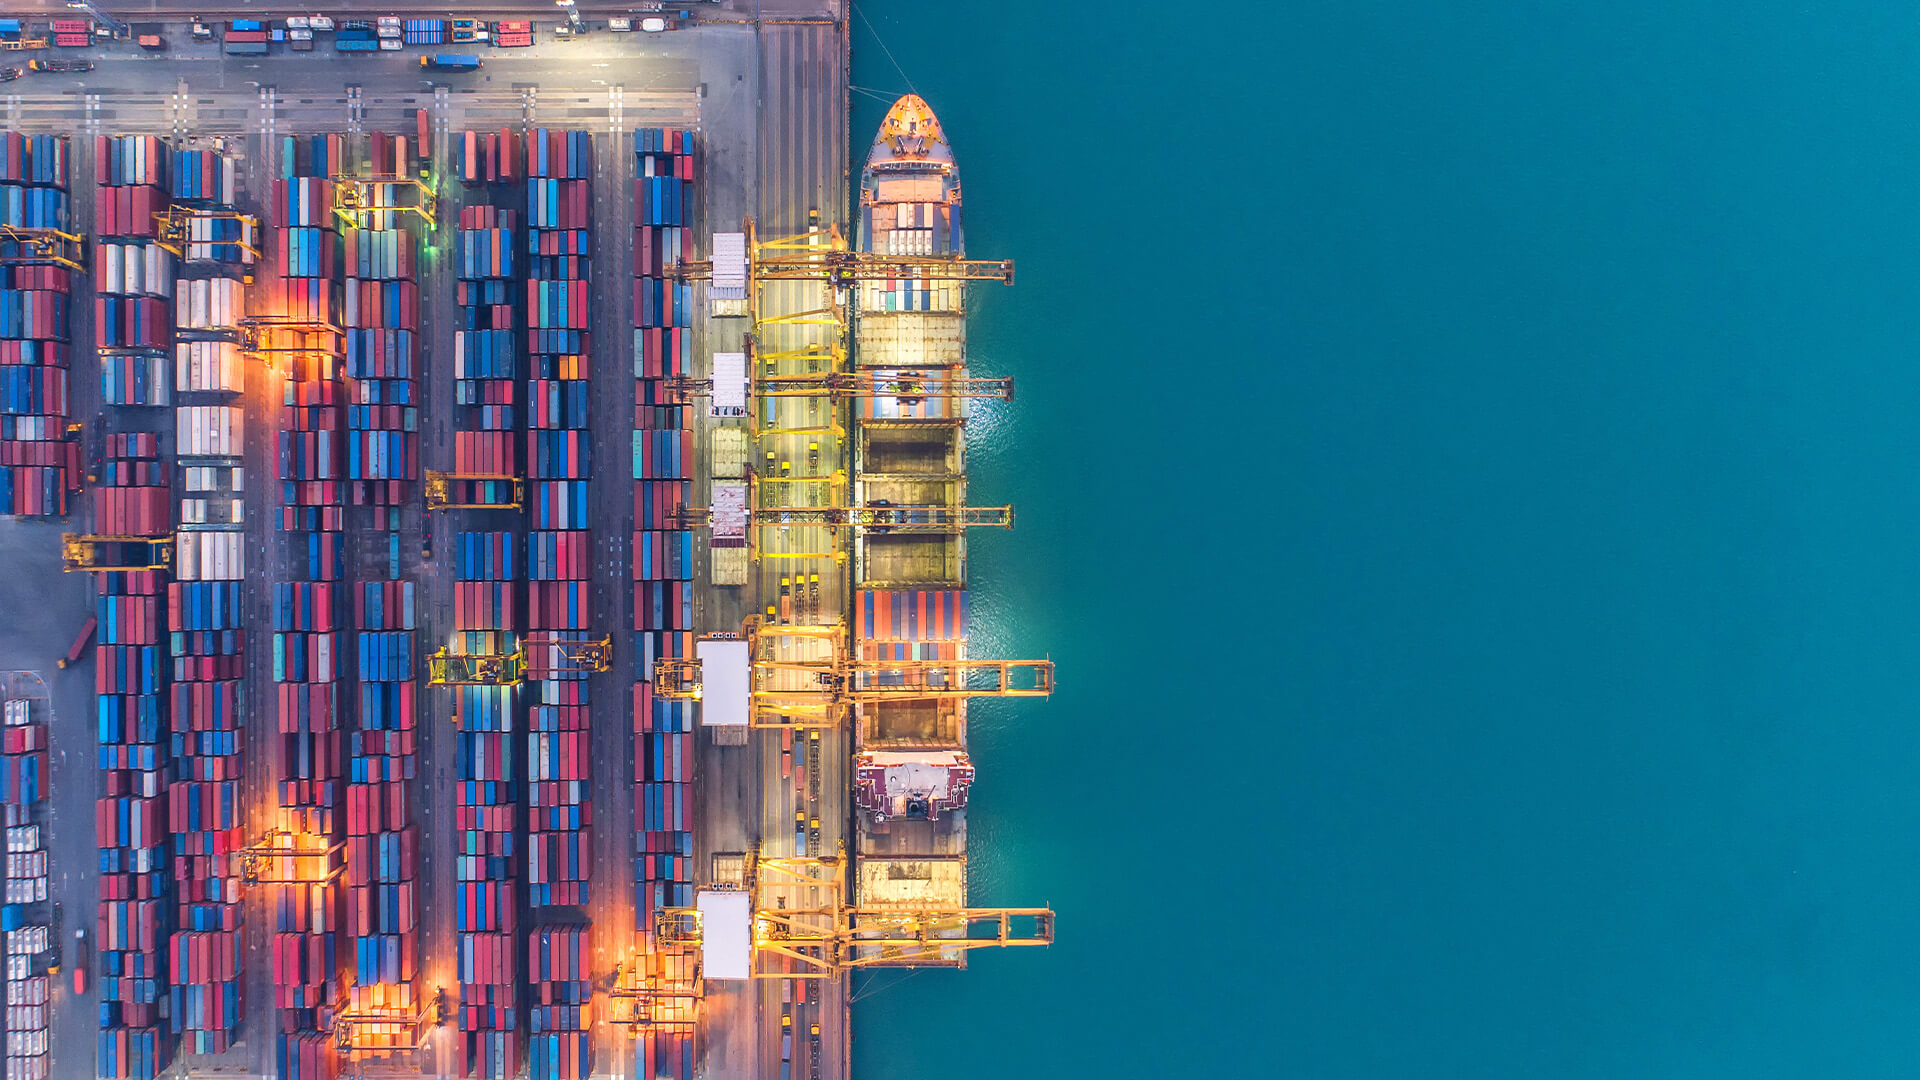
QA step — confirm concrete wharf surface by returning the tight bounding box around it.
[0,4,856,1079]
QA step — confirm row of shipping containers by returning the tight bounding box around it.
[632,130,701,1080]
[523,140,595,1070]
[0,136,76,516]
[92,431,176,1080]
[3,694,52,1080]
[343,135,422,512]
[345,138,426,1053]
[450,174,525,1073]
[271,134,347,1080]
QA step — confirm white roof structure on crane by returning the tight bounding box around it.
[698,639,750,728]
[710,351,747,418]
[711,232,748,300]
[697,890,752,980]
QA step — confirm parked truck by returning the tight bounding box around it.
[421,53,481,71]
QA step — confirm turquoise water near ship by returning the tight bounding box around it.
[850,2,1920,1076]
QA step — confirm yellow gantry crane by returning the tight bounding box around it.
[153,205,260,260]
[427,635,613,686]
[749,854,1052,976]
[423,470,524,510]
[674,216,1013,289]
[673,502,1011,532]
[0,225,85,272]
[332,174,438,229]
[652,621,1052,728]
[235,828,345,886]
[334,985,438,1058]
[61,534,172,573]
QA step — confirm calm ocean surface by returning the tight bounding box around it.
[849,2,1920,1076]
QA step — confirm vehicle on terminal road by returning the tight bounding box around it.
[71,929,87,995]
[641,17,670,33]
[421,54,481,71]
[28,58,93,73]
[57,615,96,669]
[0,68,22,83]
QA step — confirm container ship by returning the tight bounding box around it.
[850,95,976,961]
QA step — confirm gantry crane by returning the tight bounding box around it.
[749,854,1052,976]
[331,174,438,229]
[427,635,612,686]
[672,502,1012,532]
[674,217,1013,288]
[423,470,524,510]
[61,534,172,573]
[334,985,438,1059]
[668,368,1012,405]
[235,315,342,354]
[235,828,345,885]
[606,908,705,1035]
[652,621,1052,728]
[0,225,85,272]
[153,205,261,267]
[669,471,1011,536]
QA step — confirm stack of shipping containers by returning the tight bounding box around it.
[173,148,252,537]
[0,134,75,516]
[630,127,699,1080]
[454,127,524,1080]
[270,133,346,1080]
[343,133,420,515]
[452,532,519,1079]
[95,137,173,407]
[106,139,250,1058]
[342,130,422,1062]
[2,693,51,1080]
[526,924,588,1080]
[524,127,593,1080]
[94,433,173,1080]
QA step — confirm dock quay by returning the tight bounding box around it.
[0,5,1051,1078]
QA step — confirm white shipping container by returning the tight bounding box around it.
[5,825,37,852]
[7,1052,48,1080]
[5,851,45,880]
[5,1030,45,1057]
[7,976,47,1005]
[99,243,122,294]
[3,877,45,905]
[175,340,244,393]
[175,405,242,456]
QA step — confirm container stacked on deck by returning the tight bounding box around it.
[271,134,348,1080]
[93,432,174,1080]
[453,532,520,1080]
[0,134,76,516]
[2,696,52,1080]
[522,134,593,983]
[95,137,174,407]
[526,924,589,1080]
[631,127,696,956]
[343,134,420,514]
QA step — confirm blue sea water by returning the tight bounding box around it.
[850,2,1920,1076]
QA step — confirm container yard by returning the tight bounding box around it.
[0,8,1052,1080]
